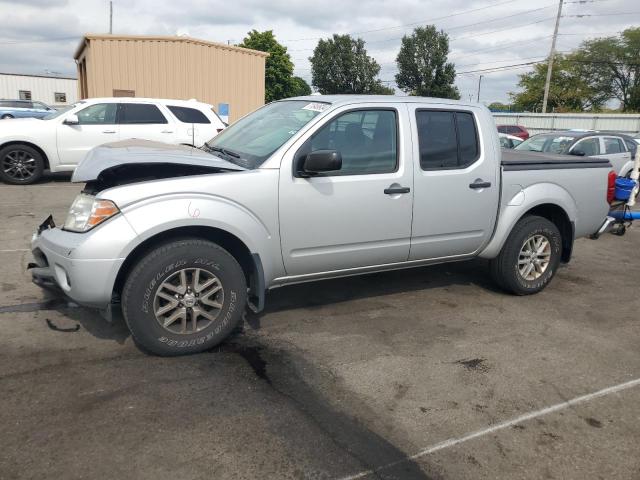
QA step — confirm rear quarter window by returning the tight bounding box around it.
[167,105,211,124]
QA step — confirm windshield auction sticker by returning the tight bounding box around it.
[302,102,330,112]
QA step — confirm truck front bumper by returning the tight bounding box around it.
[29,215,133,309]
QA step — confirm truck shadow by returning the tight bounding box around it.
[247,258,501,329]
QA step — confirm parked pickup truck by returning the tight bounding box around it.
[30,96,615,356]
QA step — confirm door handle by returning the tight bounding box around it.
[384,186,410,195]
[469,180,491,189]
[102,130,116,134]
[161,130,174,134]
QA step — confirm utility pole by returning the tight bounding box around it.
[109,1,113,34]
[542,0,563,113]
[477,75,483,103]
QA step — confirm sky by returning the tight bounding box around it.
[0,0,638,104]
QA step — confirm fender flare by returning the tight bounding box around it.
[479,182,576,259]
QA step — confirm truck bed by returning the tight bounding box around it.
[501,149,611,171]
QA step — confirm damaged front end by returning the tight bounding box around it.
[73,139,246,192]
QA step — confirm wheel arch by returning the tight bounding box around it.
[522,203,574,262]
[480,183,577,262]
[0,140,50,169]
[113,225,265,312]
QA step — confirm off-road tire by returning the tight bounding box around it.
[122,238,247,356]
[0,144,44,184]
[490,215,562,295]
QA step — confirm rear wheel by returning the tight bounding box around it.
[490,215,562,295]
[0,144,44,184]
[122,238,247,356]
[1,114,14,119]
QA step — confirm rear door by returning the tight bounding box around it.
[117,103,175,144]
[279,104,413,276]
[408,106,499,260]
[602,136,632,174]
[56,102,120,166]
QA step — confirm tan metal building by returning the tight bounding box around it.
[74,34,268,122]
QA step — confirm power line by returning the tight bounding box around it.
[0,35,78,45]
[289,14,557,54]
[281,0,528,42]
[563,11,640,17]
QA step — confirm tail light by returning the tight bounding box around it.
[607,170,616,204]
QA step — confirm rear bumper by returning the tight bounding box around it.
[29,216,134,309]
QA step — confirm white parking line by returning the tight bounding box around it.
[338,377,640,480]
[0,248,29,253]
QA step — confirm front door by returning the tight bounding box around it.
[56,103,120,166]
[279,105,413,276]
[408,106,499,260]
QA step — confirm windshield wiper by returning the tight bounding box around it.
[205,144,240,158]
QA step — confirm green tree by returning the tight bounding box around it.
[395,26,459,99]
[488,102,510,111]
[309,34,391,94]
[510,54,609,112]
[574,27,640,112]
[239,30,295,102]
[290,76,312,96]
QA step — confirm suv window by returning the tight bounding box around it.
[416,110,480,169]
[572,137,600,156]
[118,103,168,124]
[76,103,118,125]
[604,137,625,154]
[307,109,397,175]
[167,105,210,124]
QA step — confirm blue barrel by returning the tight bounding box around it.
[614,177,637,201]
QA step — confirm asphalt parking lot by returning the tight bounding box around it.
[1,175,640,480]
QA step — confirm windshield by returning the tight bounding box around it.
[515,134,577,154]
[41,104,76,120]
[204,100,329,168]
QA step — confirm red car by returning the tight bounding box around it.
[497,125,529,140]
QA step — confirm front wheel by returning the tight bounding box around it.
[122,238,247,356]
[1,114,14,119]
[490,215,562,295]
[0,144,44,184]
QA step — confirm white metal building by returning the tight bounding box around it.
[0,72,77,106]
[493,112,640,135]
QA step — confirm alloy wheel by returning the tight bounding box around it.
[153,267,224,334]
[518,234,551,281]
[2,149,37,181]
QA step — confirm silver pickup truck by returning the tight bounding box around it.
[30,95,615,356]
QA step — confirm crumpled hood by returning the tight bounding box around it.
[72,139,245,182]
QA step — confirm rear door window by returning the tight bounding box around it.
[118,103,168,124]
[572,137,600,156]
[604,137,625,154]
[167,105,211,124]
[416,110,480,169]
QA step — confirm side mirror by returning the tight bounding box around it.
[571,149,586,157]
[301,150,342,175]
[63,114,79,125]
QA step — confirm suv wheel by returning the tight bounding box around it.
[122,238,247,356]
[0,144,44,184]
[490,215,562,295]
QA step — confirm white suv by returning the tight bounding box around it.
[0,97,226,184]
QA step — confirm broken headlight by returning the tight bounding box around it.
[63,193,120,232]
